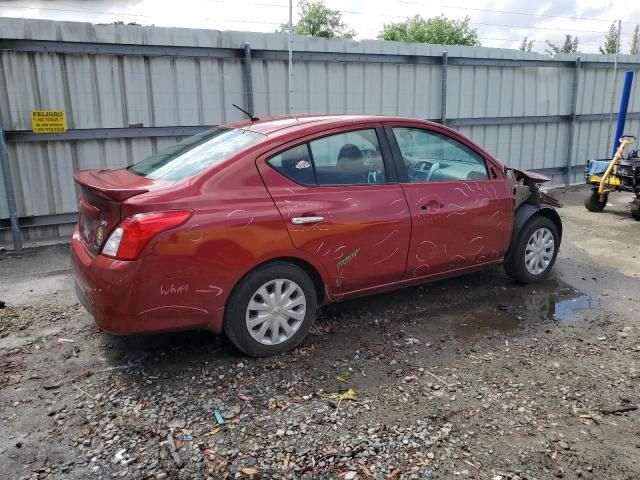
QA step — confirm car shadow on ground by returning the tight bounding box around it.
[96,266,595,378]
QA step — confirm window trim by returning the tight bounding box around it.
[385,125,491,184]
[265,126,397,187]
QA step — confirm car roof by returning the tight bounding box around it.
[223,114,504,170]
[224,114,436,137]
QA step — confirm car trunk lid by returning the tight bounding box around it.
[73,169,153,255]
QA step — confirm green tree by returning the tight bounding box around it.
[545,35,578,55]
[277,0,355,39]
[600,22,619,54]
[113,20,140,26]
[378,15,480,46]
[630,25,640,54]
[519,37,534,52]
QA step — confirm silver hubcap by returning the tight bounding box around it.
[524,227,555,275]
[245,279,306,345]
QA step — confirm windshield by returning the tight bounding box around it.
[129,127,265,181]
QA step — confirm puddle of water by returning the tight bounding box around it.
[449,280,597,339]
[497,285,596,324]
[545,293,594,322]
[319,274,597,345]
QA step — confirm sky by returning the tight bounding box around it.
[0,0,639,54]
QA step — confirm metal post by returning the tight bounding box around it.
[440,51,448,125]
[612,71,634,156]
[606,19,622,154]
[287,0,293,114]
[243,43,254,116]
[566,57,581,188]
[0,123,22,250]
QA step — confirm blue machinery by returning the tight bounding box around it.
[584,70,640,220]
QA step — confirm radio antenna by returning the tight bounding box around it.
[232,103,259,122]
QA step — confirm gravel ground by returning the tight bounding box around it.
[1,185,639,480]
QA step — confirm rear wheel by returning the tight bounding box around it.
[631,199,640,221]
[224,262,317,357]
[584,188,607,212]
[504,216,559,284]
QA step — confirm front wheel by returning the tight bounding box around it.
[504,216,560,284]
[224,262,317,357]
[584,188,607,212]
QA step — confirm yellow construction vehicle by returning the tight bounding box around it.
[584,135,640,220]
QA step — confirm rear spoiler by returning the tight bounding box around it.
[73,169,149,202]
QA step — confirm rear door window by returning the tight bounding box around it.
[268,144,315,185]
[267,129,387,186]
[129,127,265,181]
[310,129,386,185]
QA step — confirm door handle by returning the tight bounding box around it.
[420,201,444,211]
[291,216,324,225]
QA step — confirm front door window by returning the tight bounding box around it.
[393,127,488,183]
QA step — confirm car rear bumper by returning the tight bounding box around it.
[71,227,140,334]
[71,227,223,335]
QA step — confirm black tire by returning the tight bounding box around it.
[631,200,640,221]
[584,188,607,212]
[504,215,560,284]
[223,261,317,357]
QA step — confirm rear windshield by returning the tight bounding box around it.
[129,127,265,181]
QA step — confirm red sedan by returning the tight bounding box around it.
[71,114,561,357]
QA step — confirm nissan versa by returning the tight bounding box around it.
[71,114,562,357]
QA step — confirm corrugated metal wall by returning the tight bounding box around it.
[2,18,640,242]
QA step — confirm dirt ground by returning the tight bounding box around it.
[1,185,639,480]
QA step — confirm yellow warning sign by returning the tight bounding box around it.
[31,110,66,133]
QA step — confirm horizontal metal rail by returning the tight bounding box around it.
[0,212,78,230]
[582,61,640,70]
[5,126,211,142]
[448,111,640,127]
[0,39,243,59]
[446,115,569,127]
[5,112,640,142]
[448,57,573,68]
[576,112,640,121]
[254,48,442,65]
[2,38,639,69]
[0,165,586,230]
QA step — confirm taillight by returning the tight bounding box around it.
[101,211,192,260]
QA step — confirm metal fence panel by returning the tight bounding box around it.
[3,18,640,242]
